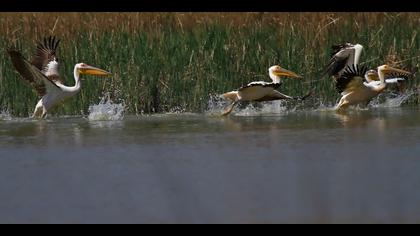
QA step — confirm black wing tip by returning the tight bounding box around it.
[331,43,347,52]
[331,42,354,48]
[387,70,412,80]
[38,35,61,51]
[324,56,349,77]
[342,64,368,78]
[331,43,346,50]
[335,64,367,93]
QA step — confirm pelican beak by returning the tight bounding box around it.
[80,65,112,76]
[384,66,411,75]
[274,68,304,80]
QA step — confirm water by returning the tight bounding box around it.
[0,109,11,121]
[88,93,125,121]
[1,107,420,223]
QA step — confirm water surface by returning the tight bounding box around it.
[1,107,420,223]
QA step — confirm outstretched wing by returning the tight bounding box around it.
[384,70,412,82]
[31,36,60,71]
[31,36,64,84]
[325,44,356,77]
[236,82,282,101]
[8,49,62,97]
[336,64,368,94]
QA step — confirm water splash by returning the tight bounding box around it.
[206,94,293,116]
[235,100,289,116]
[88,93,125,121]
[205,94,231,116]
[167,106,187,114]
[371,91,416,108]
[0,109,12,121]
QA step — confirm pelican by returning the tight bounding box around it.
[365,68,411,94]
[335,64,411,111]
[8,36,112,118]
[325,43,363,78]
[221,65,310,116]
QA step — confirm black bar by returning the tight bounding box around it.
[0,0,418,12]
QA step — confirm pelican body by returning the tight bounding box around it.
[335,64,411,111]
[325,43,363,79]
[365,69,411,94]
[221,65,309,116]
[8,36,112,118]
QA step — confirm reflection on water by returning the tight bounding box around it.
[1,108,420,223]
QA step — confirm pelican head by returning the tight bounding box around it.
[76,63,112,76]
[365,69,379,82]
[269,65,303,83]
[353,43,364,50]
[376,65,411,85]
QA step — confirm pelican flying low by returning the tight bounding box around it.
[364,68,412,94]
[8,36,112,118]
[335,64,411,111]
[221,65,310,116]
[325,43,364,79]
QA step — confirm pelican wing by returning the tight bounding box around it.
[31,36,60,70]
[255,90,294,102]
[31,36,64,84]
[238,81,281,91]
[336,64,368,94]
[385,78,406,84]
[325,44,356,77]
[8,49,62,97]
[384,71,411,82]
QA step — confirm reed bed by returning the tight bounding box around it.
[0,13,419,116]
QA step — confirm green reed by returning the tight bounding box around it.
[0,13,419,116]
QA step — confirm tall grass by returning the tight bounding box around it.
[0,13,419,116]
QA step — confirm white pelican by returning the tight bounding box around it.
[335,64,412,111]
[365,68,411,94]
[8,36,112,118]
[325,43,363,78]
[221,65,310,116]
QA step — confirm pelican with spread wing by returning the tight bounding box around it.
[221,65,310,116]
[335,64,411,111]
[364,68,412,94]
[325,43,364,79]
[8,36,112,118]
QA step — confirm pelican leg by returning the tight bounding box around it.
[335,98,350,112]
[32,105,43,119]
[222,101,239,116]
[41,108,48,119]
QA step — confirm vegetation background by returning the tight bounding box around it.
[0,13,418,116]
